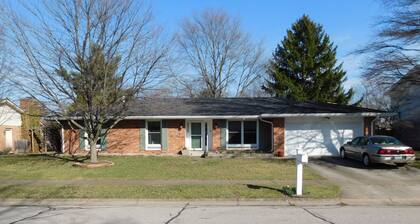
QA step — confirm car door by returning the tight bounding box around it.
[346,137,360,159]
[354,137,368,161]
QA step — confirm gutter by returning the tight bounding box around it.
[47,112,387,121]
[259,116,274,153]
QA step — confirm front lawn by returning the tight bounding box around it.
[0,155,338,199]
[0,155,320,180]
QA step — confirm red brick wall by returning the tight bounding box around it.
[63,128,80,154]
[167,119,185,153]
[212,120,222,151]
[106,120,140,153]
[272,118,285,157]
[62,119,187,154]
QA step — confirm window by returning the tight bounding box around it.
[358,137,368,146]
[244,121,257,144]
[147,121,161,148]
[228,121,241,144]
[370,136,401,145]
[227,120,258,147]
[351,137,360,145]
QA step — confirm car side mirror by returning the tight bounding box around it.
[347,141,352,145]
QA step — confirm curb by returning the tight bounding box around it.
[1,198,420,207]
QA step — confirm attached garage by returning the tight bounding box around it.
[284,116,363,157]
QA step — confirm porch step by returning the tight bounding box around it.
[181,150,205,157]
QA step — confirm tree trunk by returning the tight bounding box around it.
[90,140,97,163]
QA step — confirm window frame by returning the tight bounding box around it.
[145,120,162,150]
[190,122,203,149]
[227,120,259,149]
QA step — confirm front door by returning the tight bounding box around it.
[4,129,13,148]
[190,122,203,150]
[187,120,211,151]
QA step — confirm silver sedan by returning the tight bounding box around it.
[340,135,416,167]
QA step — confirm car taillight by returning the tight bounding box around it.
[378,149,393,154]
[378,148,415,154]
[405,148,415,154]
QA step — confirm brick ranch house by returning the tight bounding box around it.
[58,97,382,157]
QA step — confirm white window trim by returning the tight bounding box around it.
[145,120,162,150]
[226,120,259,149]
[83,131,103,151]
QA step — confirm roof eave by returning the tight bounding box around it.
[46,112,389,121]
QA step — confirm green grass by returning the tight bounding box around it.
[0,155,339,199]
[0,155,321,181]
[0,184,339,199]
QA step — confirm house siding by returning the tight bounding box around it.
[63,128,80,154]
[166,119,185,153]
[62,119,187,155]
[212,119,222,151]
[0,125,21,151]
[272,118,285,156]
[106,120,141,153]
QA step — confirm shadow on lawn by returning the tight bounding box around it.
[246,184,295,197]
[26,153,90,163]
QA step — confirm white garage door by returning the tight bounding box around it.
[285,117,363,157]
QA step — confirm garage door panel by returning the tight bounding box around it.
[285,117,363,157]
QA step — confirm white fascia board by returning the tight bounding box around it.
[260,112,385,117]
[124,115,260,119]
[49,112,390,120]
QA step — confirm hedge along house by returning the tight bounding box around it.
[58,97,383,157]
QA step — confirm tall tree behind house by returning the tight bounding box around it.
[263,15,358,105]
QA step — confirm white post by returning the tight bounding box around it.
[296,161,303,196]
[296,149,308,196]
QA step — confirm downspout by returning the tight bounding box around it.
[259,116,274,153]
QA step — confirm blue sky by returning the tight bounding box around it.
[150,0,386,96]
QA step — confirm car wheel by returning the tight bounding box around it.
[340,148,346,159]
[362,154,371,167]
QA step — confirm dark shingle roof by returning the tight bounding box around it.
[122,97,382,116]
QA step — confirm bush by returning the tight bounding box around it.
[0,148,12,155]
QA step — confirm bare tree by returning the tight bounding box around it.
[355,0,419,87]
[360,79,391,110]
[2,0,169,162]
[175,9,265,98]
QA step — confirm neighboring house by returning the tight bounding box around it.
[0,99,23,152]
[388,66,420,149]
[58,97,382,157]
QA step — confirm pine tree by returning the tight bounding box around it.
[263,15,358,105]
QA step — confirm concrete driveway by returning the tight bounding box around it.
[309,157,420,201]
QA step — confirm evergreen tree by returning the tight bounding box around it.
[263,15,358,105]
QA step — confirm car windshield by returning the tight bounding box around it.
[370,137,401,145]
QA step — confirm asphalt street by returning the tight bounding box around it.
[1,201,420,224]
